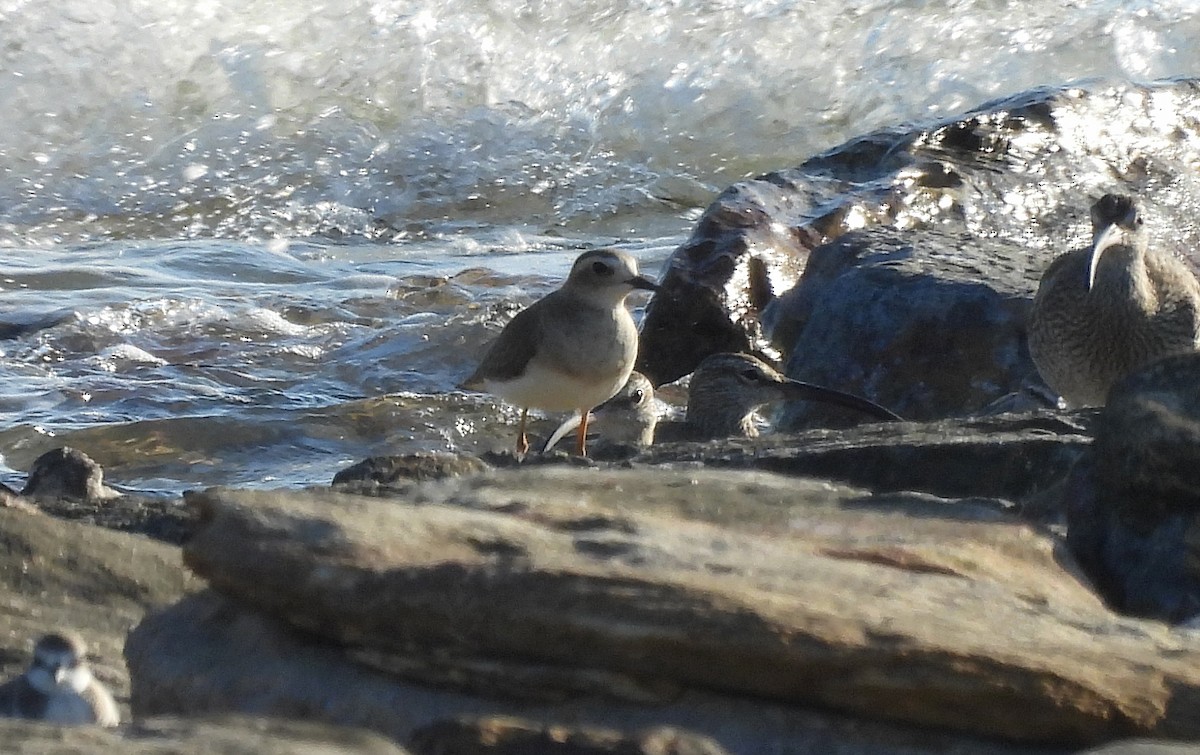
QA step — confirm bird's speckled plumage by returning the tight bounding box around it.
[1029,194,1200,407]
[684,353,901,439]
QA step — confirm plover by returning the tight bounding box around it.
[0,631,119,727]
[1028,194,1200,407]
[461,250,658,456]
[541,371,659,452]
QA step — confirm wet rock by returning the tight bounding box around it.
[127,472,1200,746]
[766,225,1044,424]
[0,503,196,725]
[0,715,410,754]
[333,453,491,487]
[638,79,1200,401]
[636,410,1093,510]
[1066,353,1200,622]
[636,180,814,386]
[9,446,193,544]
[22,446,118,502]
[410,716,730,755]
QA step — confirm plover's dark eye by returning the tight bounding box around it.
[592,261,613,276]
[631,389,645,403]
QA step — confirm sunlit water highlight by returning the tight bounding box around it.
[1,0,1198,493]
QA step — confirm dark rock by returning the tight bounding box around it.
[766,225,1044,424]
[333,453,491,487]
[636,180,813,386]
[636,410,1093,510]
[0,715,410,753]
[1066,353,1200,622]
[22,446,117,502]
[410,717,731,755]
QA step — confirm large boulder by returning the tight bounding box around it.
[1067,352,1200,621]
[637,79,1200,413]
[766,225,1045,423]
[126,469,1200,749]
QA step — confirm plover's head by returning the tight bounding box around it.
[26,632,93,694]
[563,250,658,304]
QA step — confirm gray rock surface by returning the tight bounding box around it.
[0,715,410,754]
[0,504,196,723]
[767,225,1045,424]
[124,470,1200,749]
[636,410,1092,508]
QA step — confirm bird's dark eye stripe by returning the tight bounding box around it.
[592,261,613,275]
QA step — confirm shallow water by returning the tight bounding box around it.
[1,0,1199,494]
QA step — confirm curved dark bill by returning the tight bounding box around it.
[779,380,903,421]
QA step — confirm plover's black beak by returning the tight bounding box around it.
[627,275,659,292]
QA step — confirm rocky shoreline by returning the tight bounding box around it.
[7,79,1200,753]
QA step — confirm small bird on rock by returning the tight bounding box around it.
[0,631,119,727]
[541,371,659,452]
[460,250,658,456]
[1028,193,1200,407]
[547,353,901,448]
[681,352,901,439]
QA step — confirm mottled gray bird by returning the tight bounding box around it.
[0,631,119,727]
[680,352,901,439]
[460,250,658,456]
[541,371,659,452]
[548,353,901,447]
[1028,193,1200,407]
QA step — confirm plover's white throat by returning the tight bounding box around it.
[460,249,658,456]
[1029,193,1200,407]
[0,631,119,727]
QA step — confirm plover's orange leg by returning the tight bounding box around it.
[516,408,530,455]
[575,409,590,456]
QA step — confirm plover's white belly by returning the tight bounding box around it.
[485,357,629,412]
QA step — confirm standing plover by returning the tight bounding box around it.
[0,631,119,727]
[461,250,658,456]
[1029,194,1200,407]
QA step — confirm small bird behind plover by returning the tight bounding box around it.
[0,631,119,727]
[546,353,901,448]
[460,250,658,456]
[541,371,659,452]
[1028,193,1200,407]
